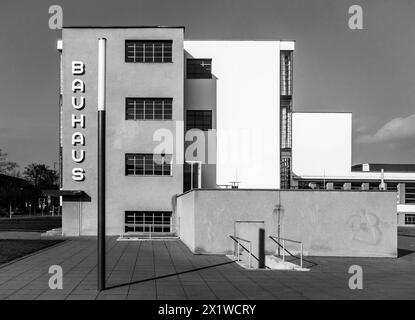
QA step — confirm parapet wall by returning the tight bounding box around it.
[176,189,397,257]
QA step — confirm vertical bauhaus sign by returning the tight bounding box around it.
[71,61,86,181]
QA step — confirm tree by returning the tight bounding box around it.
[23,164,59,216]
[0,149,18,174]
[23,163,59,190]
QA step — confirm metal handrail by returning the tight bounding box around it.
[270,236,302,244]
[228,235,255,268]
[269,235,303,269]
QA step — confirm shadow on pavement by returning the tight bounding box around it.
[106,260,236,290]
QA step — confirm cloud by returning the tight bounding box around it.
[356,113,415,144]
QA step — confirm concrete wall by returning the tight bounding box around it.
[176,190,195,251]
[61,28,184,235]
[177,189,397,257]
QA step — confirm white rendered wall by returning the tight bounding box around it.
[184,41,284,188]
[292,112,352,177]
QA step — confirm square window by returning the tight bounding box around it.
[187,59,212,79]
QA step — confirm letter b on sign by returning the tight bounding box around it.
[48,265,63,290]
[72,61,85,76]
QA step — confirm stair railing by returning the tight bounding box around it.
[228,235,254,268]
[269,235,303,269]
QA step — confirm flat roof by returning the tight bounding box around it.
[62,27,295,42]
[42,189,87,197]
[185,39,296,42]
[352,163,415,173]
[292,111,352,114]
[176,188,394,198]
[63,26,186,29]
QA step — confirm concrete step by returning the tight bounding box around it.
[226,254,310,271]
[117,234,179,241]
[266,255,309,271]
[41,228,63,237]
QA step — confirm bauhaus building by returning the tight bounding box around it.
[56,26,414,250]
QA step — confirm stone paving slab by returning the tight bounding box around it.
[0,236,414,300]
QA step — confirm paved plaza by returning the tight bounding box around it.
[0,235,414,300]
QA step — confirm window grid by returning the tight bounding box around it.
[405,183,415,204]
[125,40,172,63]
[125,211,172,233]
[186,110,212,131]
[280,51,293,96]
[125,153,172,176]
[280,105,292,149]
[126,98,172,120]
[405,214,415,225]
[280,157,291,189]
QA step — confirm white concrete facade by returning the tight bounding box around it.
[184,41,295,189]
[292,112,352,178]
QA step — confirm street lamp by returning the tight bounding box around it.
[97,37,107,291]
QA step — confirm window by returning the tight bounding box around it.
[125,211,172,233]
[405,214,415,225]
[405,183,415,204]
[125,40,172,63]
[183,161,201,192]
[125,154,172,176]
[186,110,212,131]
[280,51,293,96]
[280,102,292,149]
[280,157,291,189]
[126,98,172,120]
[187,59,212,79]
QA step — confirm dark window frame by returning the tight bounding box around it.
[125,40,173,63]
[405,214,415,225]
[280,51,293,96]
[125,153,172,177]
[186,58,212,79]
[125,211,172,233]
[125,98,173,121]
[405,183,415,204]
[186,110,212,131]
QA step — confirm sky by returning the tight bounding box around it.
[0,0,414,171]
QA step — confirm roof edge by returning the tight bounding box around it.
[63,26,185,29]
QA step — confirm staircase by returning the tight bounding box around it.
[228,234,310,271]
[265,255,309,271]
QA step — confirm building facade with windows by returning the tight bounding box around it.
[58,27,295,236]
